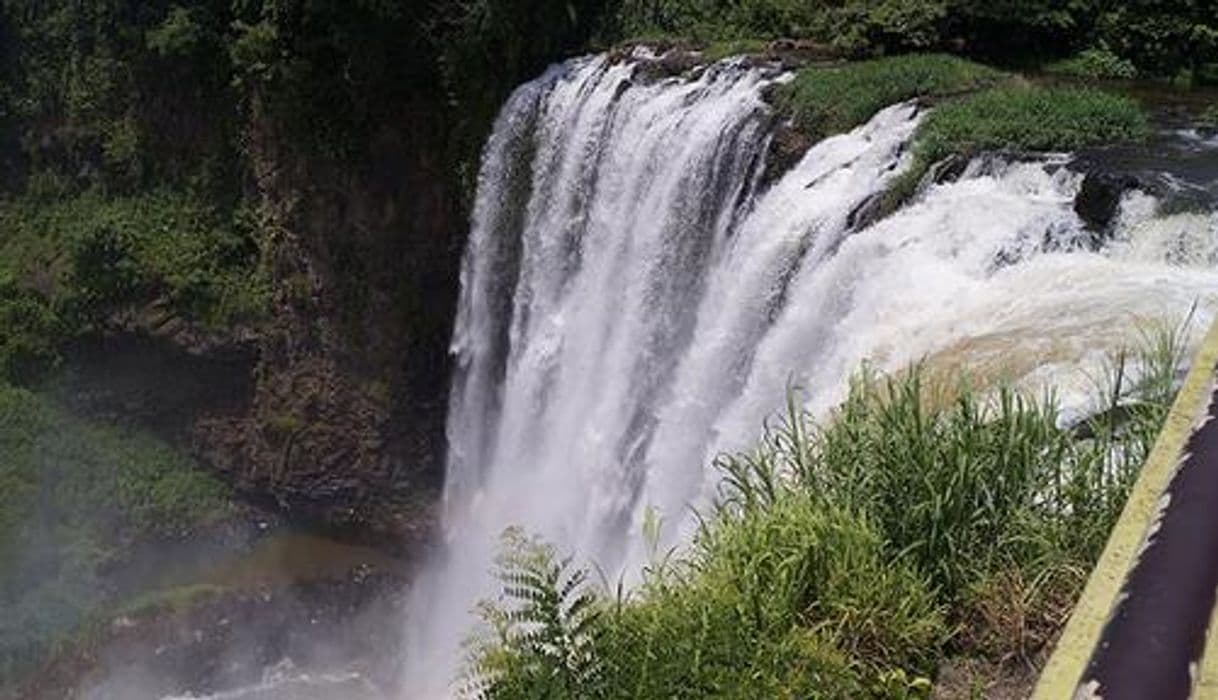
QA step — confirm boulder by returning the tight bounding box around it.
[1074,171,1141,232]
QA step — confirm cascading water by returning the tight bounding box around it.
[400,52,1218,697]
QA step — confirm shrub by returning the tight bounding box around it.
[773,54,1007,141]
[608,0,950,52]
[0,190,268,378]
[0,283,63,385]
[1045,46,1138,80]
[466,506,944,699]
[604,1,1216,79]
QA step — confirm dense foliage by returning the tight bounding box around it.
[770,55,1150,214]
[1045,45,1139,81]
[0,0,1211,386]
[0,383,231,679]
[464,330,1183,698]
[609,0,1218,80]
[0,191,266,381]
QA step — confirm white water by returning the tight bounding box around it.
[400,54,1218,697]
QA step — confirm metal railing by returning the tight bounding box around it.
[1036,320,1218,699]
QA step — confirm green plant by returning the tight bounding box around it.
[0,190,268,349]
[883,84,1148,211]
[605,1,1216,79]
[1045,45,1138,80]
[918,85,1147,163]
[465,529,606,699]
[773,54,1007,141]
[0,282,62,385]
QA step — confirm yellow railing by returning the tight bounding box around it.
[1035,319,1218,699]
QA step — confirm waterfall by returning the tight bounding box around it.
[401,53,1218,697]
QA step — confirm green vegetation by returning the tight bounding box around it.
[0,383,232,678]
[917,85,1148,163]
[610,0,950,54]
[607,1,1218,82]
[699,38,770,61]
[0,191,267,380]
[773,54,1006,140]
[0,2,266,386]
[1045,46,1138,80]
[0,282,63,384]
[879,84,1149,210]
[463,328,1183,698]
[770,56,1149,213]
[0,1,1209,391]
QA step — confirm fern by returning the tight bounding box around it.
[464,528,606,699]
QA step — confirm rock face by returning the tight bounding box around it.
[194,92,461,545]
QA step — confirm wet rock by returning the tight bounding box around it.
[1069,128,1218,225]
[1074,171,1141,232]
[926,154,971,185]
[846,191,889,231]
[632,51,706,82]
[765,38,843,68]
[194,356,440,549]
[761,120,816,186]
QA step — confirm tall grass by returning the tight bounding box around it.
[463,325,1186,698]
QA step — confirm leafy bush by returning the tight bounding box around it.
[609,0,950,52]
[466,507,944,699]
[0,190,267,378]
[0,282,62,385]
[774,54,1006,141]
[1095,3,1218,81]
[464,326,1183,698]
[1045,46,1138,80]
